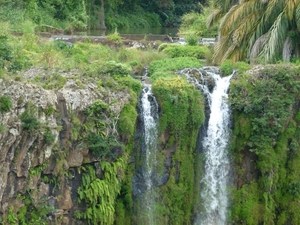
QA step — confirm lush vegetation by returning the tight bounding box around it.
[0,0,206,33]
[229,64,300,224]
[178,1,218,38]
[129,55,205,224]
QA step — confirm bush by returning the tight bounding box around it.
[118,104,137,137]
[233,61,251,73]
[185,34,199,46]
[220,59,234,76]
[149,57,202,81]
[107,31,123,44]
[0,35,13,68]
[44,128,55,143]
[162,45,210,59]
[0,95,12,113]
[20,111,40,131]
[98,61,131,77]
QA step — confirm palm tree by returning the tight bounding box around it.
[209,0,300,63]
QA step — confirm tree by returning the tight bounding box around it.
[209,0,300,64]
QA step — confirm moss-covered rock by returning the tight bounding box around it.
[229,64,300,224]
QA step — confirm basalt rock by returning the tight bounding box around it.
[0,68,131,223]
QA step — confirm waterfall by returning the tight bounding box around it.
[133,84,159,225]
[179,67,233,225]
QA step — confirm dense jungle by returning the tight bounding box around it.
[1,0,300,224]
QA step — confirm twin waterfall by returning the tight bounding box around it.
[136,67,232,225]
[134,84,159,224]
[185,67,233,225]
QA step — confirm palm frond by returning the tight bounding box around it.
[284,0,299,20]
[207,9,222,28]
[250,33,268,59]
[259,12,289,62]
[264,0,283,21]
[219,0,261,36]
[296,3,300,31]
[212,34,232,64]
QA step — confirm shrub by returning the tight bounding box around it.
[107,31,123,44]
[118,104,137,137]
[220,59,234,76]
[20,111,40,131]
[98,61,131,77]
[185,34,199,46]
[233,61,251,73]
[162,45,210,59]
[44,127,55,143]
[0,95,12,113]
[0,35,13,68]
[149,57,202,81]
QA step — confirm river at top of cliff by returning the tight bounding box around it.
[76,27,179,36]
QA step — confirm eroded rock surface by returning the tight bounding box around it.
[0,68,131,223]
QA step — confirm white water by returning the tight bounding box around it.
[199,74,231,225]
[198,70,232,225]
[141,84,159,224]
[180,67,233,225]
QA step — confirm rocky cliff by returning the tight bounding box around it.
[0,67,133,224]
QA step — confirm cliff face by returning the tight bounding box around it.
[229,64,300,224]
[0,67,132,224]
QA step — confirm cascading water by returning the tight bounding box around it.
[133,83,159,224]
[179,67,233,225]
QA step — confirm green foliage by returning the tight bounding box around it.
[16,191,52,225]
[211,0,300,63]
[98,61,131,77]
[184,34,199,46]
[179,5,218,38]
[6,207,18,225]
[107,30,123,44]
[162,44,210,59]
[41,73,67,90]
[44,127,55,144]
[0,124,4,133]
[77,160,126,225]
[149,57,202,81]
[0,34,13,67]
[45,105,56,116]
[87,100,108,117]
[3,191,52,225]
[229,64,300,224]
[20,106,40,132]
[0,95,12,113]
[152,76,204,139]
[118,104,137,137]
[104,5,161,29]
[220,59,234,76]
[144,73,205,224]
[230,182,264,224]
[85,132,123,158]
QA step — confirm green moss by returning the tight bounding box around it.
[229,64,300,224]
[153,76,204,139]
[118,104,138,138]
[149,57,202,81]
[150,72,205,224]
[231,182,264,224]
